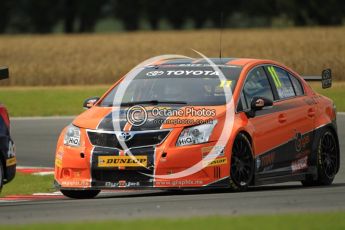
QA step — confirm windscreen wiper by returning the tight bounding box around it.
[119,100,187,106]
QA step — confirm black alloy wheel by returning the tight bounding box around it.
[229,133,254,191]
[302,129,338,186]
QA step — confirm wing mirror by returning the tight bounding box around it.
[0,66,9,80]
[83,97,100,109]
[246,96,273,118]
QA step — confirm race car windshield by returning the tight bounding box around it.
[100,66,242,106]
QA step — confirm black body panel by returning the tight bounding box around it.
[0,115,16,184]
[91,146,155,188]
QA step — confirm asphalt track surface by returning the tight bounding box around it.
[0,114,344,224]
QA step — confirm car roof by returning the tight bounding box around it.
[148,58,271,68]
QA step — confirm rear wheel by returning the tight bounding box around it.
[229,133,254,191]
[60,189,100,199]
[302,129,338,186]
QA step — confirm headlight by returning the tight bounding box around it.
[64,124,81,147]
[176,120,217,146]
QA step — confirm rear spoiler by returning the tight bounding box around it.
[302,69,332,89]
[0,66,9,80]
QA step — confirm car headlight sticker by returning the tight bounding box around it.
[176,120,217,147]
[64,124,81,147]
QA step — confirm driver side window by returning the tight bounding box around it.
[243,67,274,107]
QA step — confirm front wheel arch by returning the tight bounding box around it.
[229,132,255,191]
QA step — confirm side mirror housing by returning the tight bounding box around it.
[246,96,273,118]
[83,97,100,109]
[0,66,9,80]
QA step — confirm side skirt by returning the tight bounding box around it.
[254,166,317,186]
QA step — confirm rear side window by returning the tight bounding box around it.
[289,74,304,96]
[267,66,295,99]
[243,67,274,106]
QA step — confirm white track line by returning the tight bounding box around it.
[17,166,54,169]
[0,200,23,203]
[33,192,63,196]
[33,172,54,176]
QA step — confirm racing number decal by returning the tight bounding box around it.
[267,66,282,88]
[219,80,232,88]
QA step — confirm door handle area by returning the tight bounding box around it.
[308,108,316,118]
[278,113,287,123]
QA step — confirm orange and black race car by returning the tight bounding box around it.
[54,58,339,199]
[0,67,16,192]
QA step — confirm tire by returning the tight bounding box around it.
[60,189,100,199]
[229,133,254,191]
[0,161,3,192]
[302,129,339,186]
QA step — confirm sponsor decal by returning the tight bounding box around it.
[177,137,193,146]
[256,158,261,170]
[260,152,276,168]
[67,136,80,146]
[7,140,15,158]
[177,63,236,68]
[146,70,219,77]
[202,146,224,158]
[178,64,213,67]
[256,152,275,171]
[105,181,140,188]
[98,156,148,167]
[155,179,203,186]
[291,156,308,172]
[203,157,227,167]
[166,70,219,76]
[146,71,164,77]
[295,133,310,152]
[6,157,16,166]
[55,152,63,168]
[61,180,90,187]
[55,158,62,168]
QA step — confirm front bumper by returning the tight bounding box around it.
[1,137,16,184]
[55,141,230,190]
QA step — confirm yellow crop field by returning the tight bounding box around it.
[0,27,344,86]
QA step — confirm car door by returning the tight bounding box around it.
[240,66,294,179]
[265,65,315,174]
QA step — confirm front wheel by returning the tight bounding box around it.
[61,189,101,199]
[229,133,254,191]
[302,129,339,186]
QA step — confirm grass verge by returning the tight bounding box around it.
[0,86,108,117]
[0,172,55,197]
[1,212,345,229]
[309,82,345,112]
